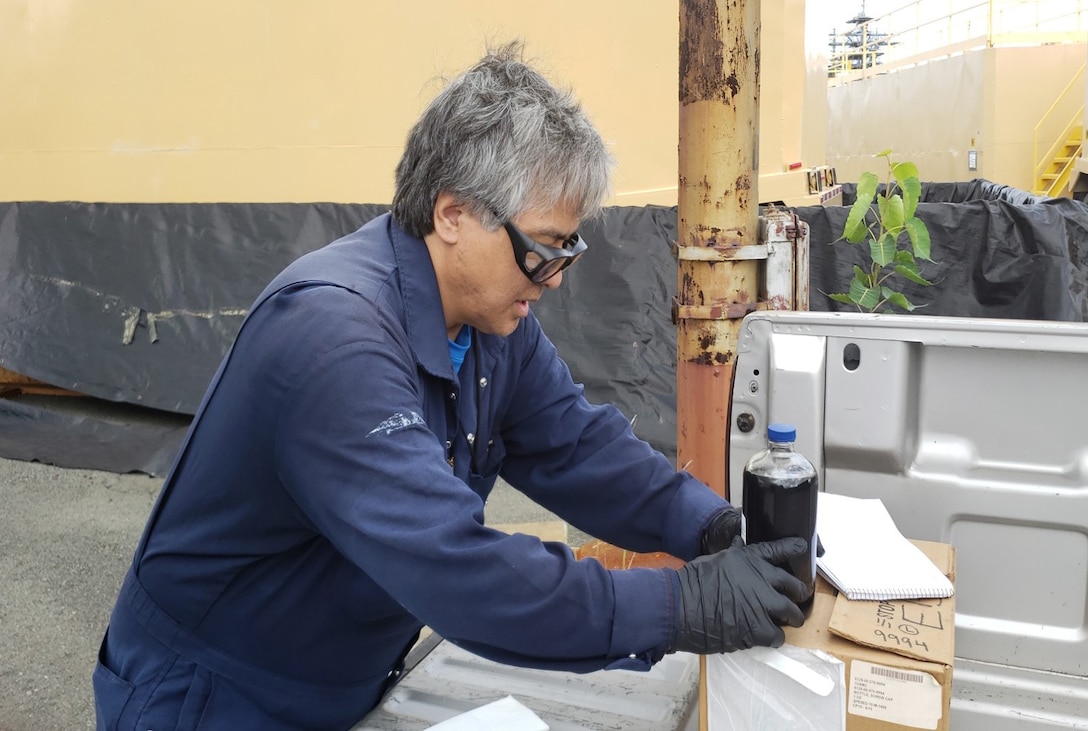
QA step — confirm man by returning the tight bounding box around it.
[93,44,807,730]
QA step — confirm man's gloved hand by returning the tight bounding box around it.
[700,507,743,555]
[673,536,808,654]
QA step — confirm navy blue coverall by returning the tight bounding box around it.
[93,213,729,730]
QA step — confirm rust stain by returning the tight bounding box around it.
[724,73,740,98]
[681,271,695,300]
[679,0,732,105]
[767,293,790,310]
[732,302,758,319]
[683,345,735,365]
[678,272,708,307]
[682,225,748,248]
[676,357,733,497]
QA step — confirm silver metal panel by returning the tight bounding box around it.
[354,639,699,731]
[952,658,1088,729]
[824,336,919,475]
[732,311,1088,730]
[730,328,826,497]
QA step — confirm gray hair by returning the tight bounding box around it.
[392,42,613,238]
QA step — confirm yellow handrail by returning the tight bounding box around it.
[1033,112,1083,196]
[1033,62,1087,188]
[1034,62,1086,158]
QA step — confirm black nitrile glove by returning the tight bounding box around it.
[700,507,743,555]
[673,536,808,654]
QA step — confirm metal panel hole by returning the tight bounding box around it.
[843,343,861,371]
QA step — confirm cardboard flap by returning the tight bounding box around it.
[827,541,955,665]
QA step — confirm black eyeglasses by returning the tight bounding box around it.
[503,221,587,284]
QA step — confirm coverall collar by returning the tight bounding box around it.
[388,215,458,382]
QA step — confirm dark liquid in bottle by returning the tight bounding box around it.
[742,470,818,604]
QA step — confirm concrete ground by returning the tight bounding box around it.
[0,457,571,731]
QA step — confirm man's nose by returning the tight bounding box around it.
[542,270,564,289]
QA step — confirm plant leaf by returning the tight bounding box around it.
[905,217,932,261]
[844,206,870,244]
[852,265,872,285]
[882,288,917,312]
[870,231,897,267]
[893,250,932,285]
[850,274,881,310]
[894,263,932,286]
[884,194,905,231]
[845,172,880,243]
[856,171,880,204]
[901,176,922,218]
[828,293,855,305]
[876,149,893,158]
[892,251,932,286]
[891,161,919,182]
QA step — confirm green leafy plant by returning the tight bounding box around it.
[828,150,934,312]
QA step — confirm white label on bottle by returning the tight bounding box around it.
[848,660,942,729]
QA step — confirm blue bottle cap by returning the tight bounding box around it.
[767,423,796,442]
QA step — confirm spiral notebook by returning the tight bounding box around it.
[815,493,954,601]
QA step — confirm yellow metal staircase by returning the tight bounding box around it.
[1034,122,1083,198]
[1033,62,1086,198]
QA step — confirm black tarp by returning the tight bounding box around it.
[0,202,388,414]
[799,201,1088,322]
[0,396,190,476]
[3,182,1086,474]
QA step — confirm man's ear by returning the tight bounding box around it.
[431,192,463,244]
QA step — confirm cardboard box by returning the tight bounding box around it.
[702,540,955,731]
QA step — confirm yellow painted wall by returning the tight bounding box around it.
[0,0,827,206]
[758,0,833,203]
[0,0,676,204]
[828,43,1087,190]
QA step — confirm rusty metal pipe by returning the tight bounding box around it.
[677,0,760,500]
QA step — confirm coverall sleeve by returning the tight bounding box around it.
[497,314,729,561]
[272,288,681,672]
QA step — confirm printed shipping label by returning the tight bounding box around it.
[848,660,942,729]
